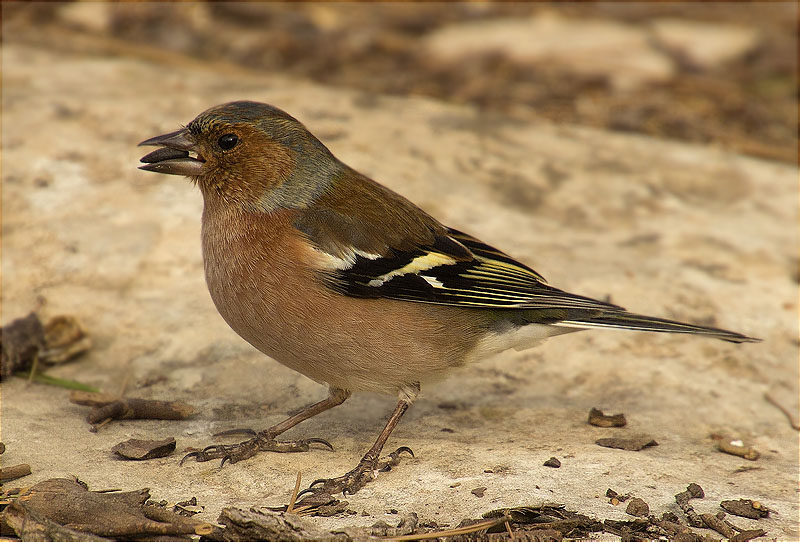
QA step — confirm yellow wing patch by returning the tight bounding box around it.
[367,252,457,287]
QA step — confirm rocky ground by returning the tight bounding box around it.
[1,4,797,541]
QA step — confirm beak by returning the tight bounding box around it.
[138,128,206,176]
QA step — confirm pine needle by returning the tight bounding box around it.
[286,471,302,514]
[382,516,507,541]
[15,371,100,392]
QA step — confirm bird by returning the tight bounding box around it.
[139,100,758,501]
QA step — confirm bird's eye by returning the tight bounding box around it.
[218,133,239,150]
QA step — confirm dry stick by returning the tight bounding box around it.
[675,484,704,528]
[717,439,760,461]
[290,503,315,516]
[382,517,506,541]
[0,464,32,482]
[285,497,320,516]
[764,392,800,430]
[504,520,515,540]
[286,472,302,514]
[724,517,745,533]
[701,513,736,538]
[93,418,113,431]
[69,391,194,424]
[141,503,213,536]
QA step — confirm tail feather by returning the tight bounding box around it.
[553,311,760,344]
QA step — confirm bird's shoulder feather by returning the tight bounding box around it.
[294,168,444,259]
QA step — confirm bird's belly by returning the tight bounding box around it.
[205,259,481,395]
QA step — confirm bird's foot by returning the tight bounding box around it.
[295,446,413,505]
[181,428,333,466]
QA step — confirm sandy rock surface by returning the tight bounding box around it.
[2,40,797,539]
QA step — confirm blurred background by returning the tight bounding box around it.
[3,4,798,536]
[4,2,797,164]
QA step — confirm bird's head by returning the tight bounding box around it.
[139,101,340,212]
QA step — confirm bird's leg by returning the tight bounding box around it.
[296,395,414,503]
[183,387,351,465]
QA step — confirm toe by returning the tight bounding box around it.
[305,438,334,451]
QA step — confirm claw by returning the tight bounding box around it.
[219,455,232,468]
[306,438,334,451]
[308,478,328,488]
[295,486,319,499]
[394,446,414,458]
[180,451,201,466]
[296,445,410,502]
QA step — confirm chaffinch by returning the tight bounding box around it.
[139,101,758,500]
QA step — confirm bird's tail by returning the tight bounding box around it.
[553,311,760,344]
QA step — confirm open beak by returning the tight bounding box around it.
[138,128,206,176]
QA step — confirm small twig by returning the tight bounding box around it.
[504,520,515,540]
[764,392,799,431]
[89,417,113,433]
[286,471,302,514]
[675,483,704,528]
[717,438,760,461]
[701,513,735,538]
[382,517,506,541]
[70,391,194,427]
[724,517,745,533]
[141,503,213,535]
[0,464,32,482]
[273,498,316,516]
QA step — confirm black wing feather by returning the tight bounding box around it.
[326,227,624,312]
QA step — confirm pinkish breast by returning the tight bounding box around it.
[200,202,481,396]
